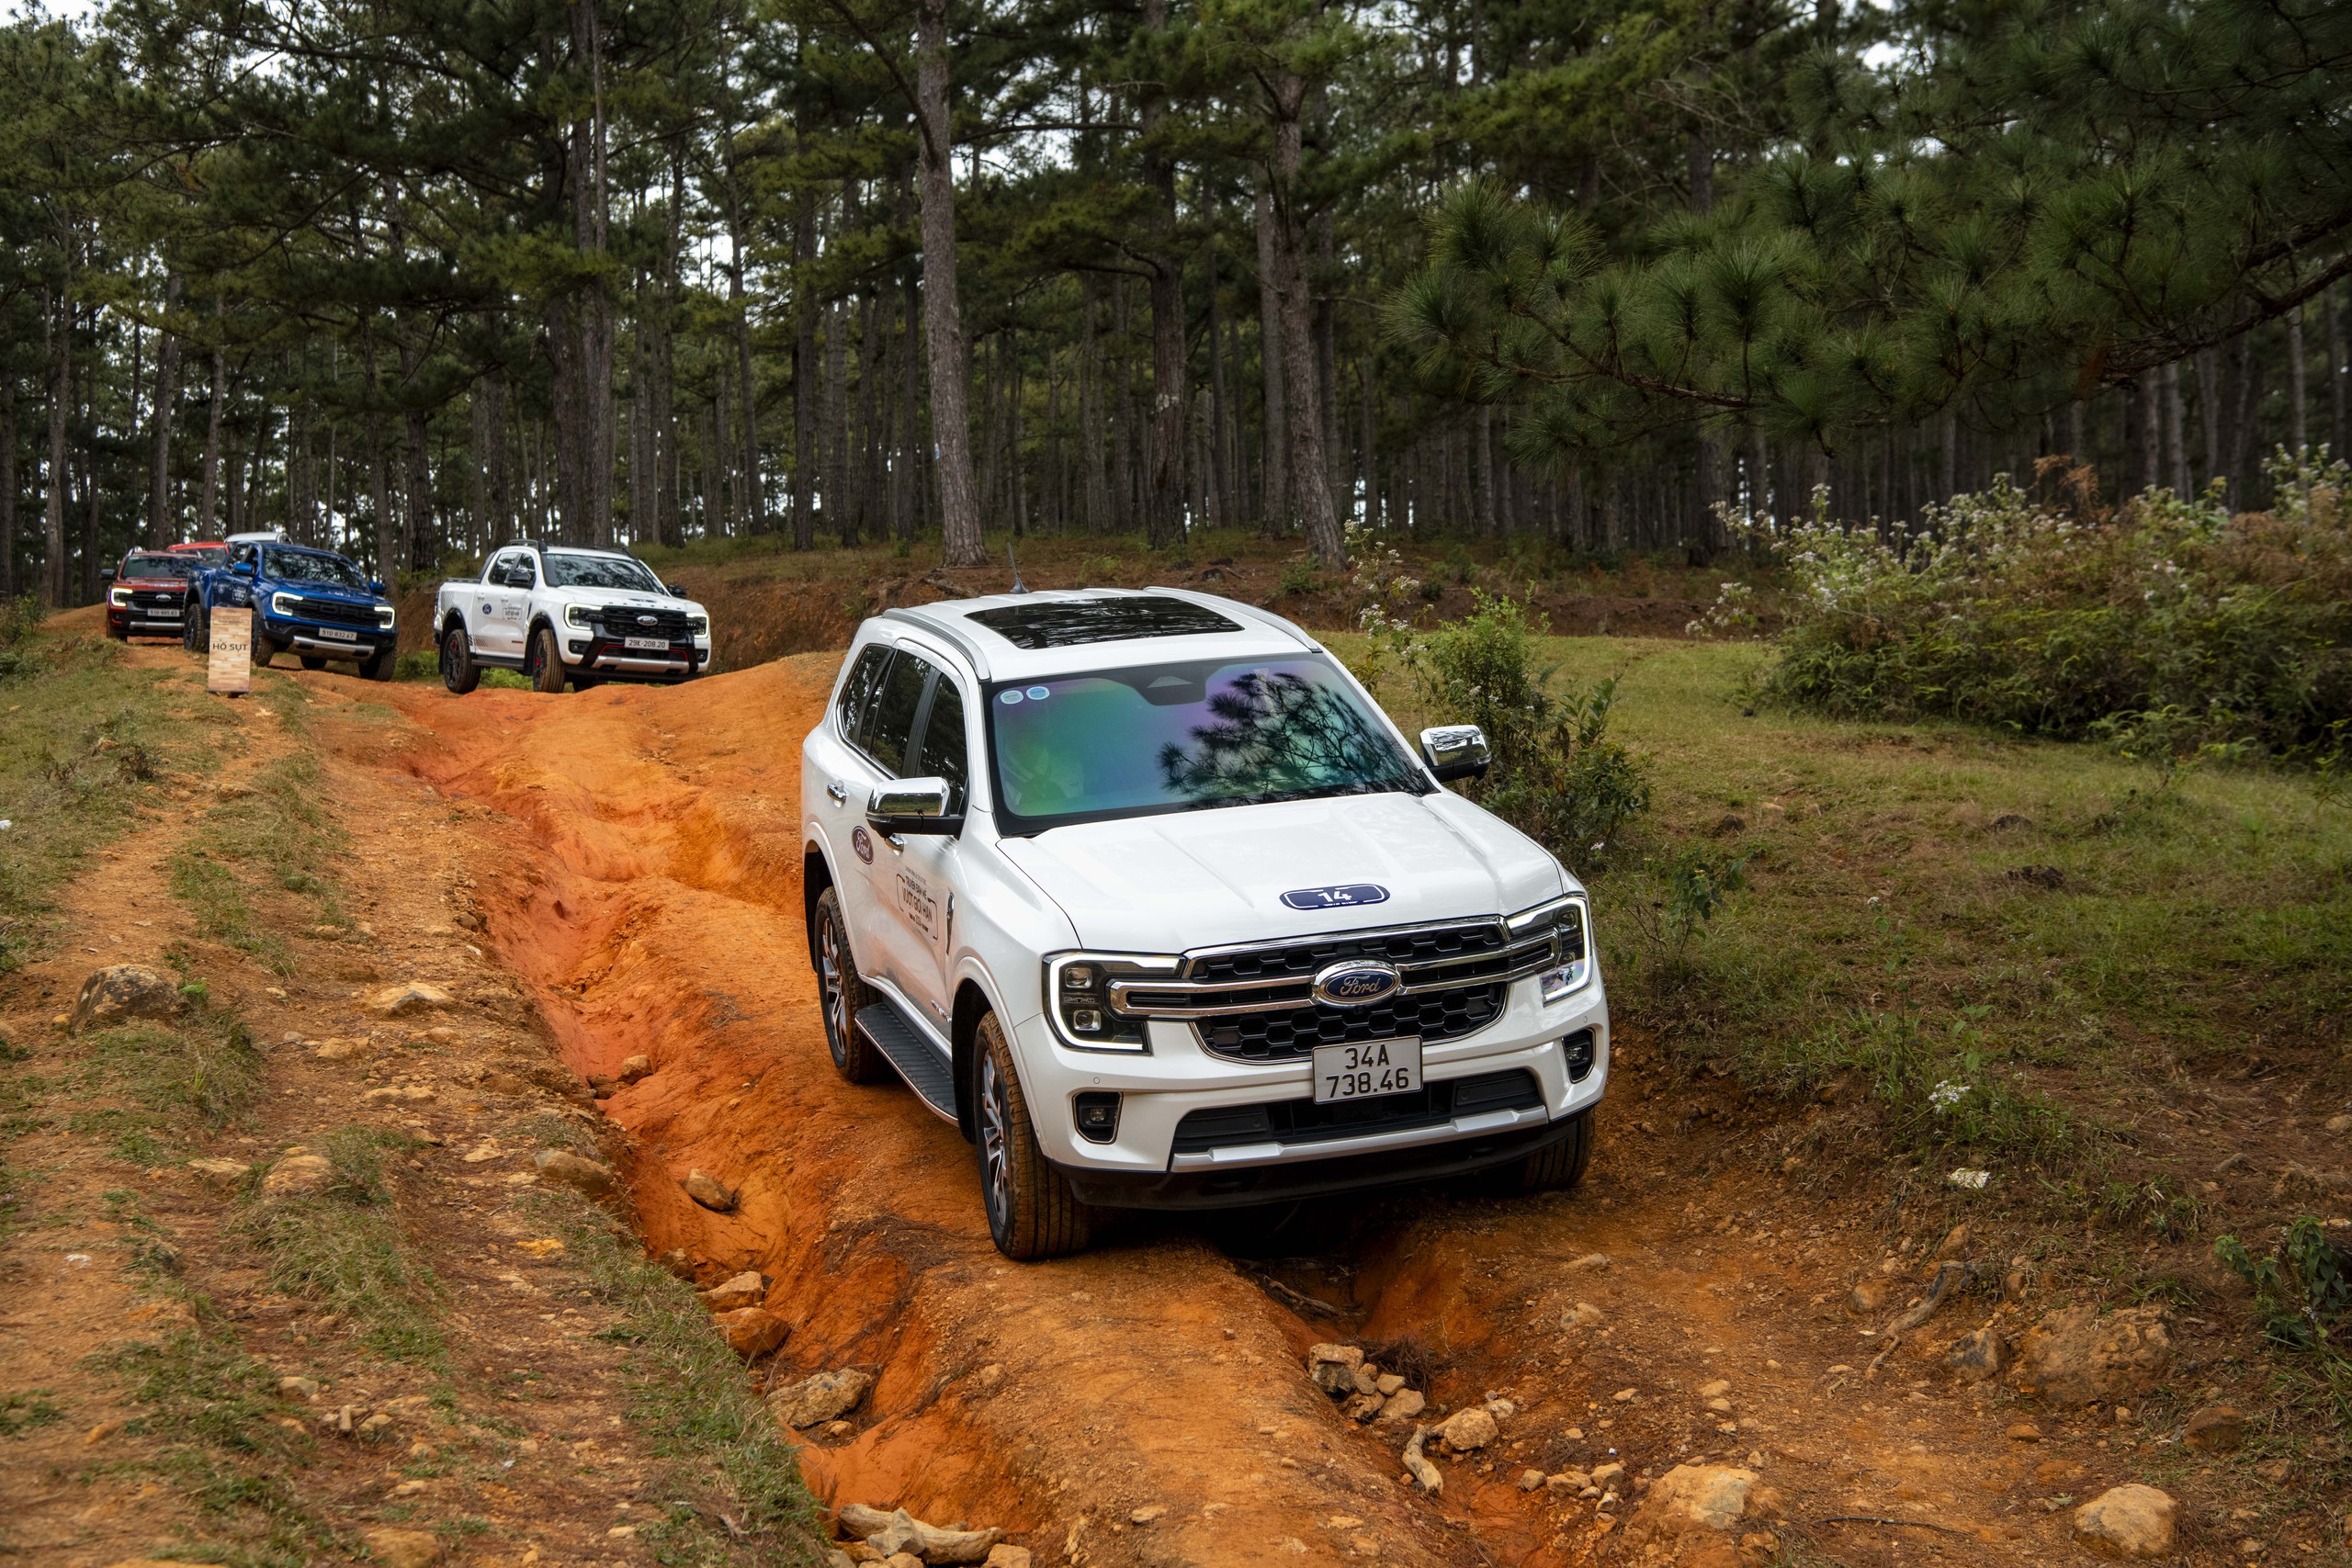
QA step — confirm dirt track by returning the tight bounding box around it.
[270,649,2188,1568]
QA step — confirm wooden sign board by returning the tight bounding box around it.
[206,607,254,695]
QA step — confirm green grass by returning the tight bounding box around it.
[240,1127,445,1364]
[166,739,348,972]
[0,1390,63,1436]
[1340,632,2352,1203]
[64,1007,264,1164]
[520,1187,829,1567]
[0,625,204,974]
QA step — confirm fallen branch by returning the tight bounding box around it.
[1883,1260,1976,1336]
[1818,1515,1971,1536]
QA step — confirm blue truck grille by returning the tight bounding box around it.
[289,595,379,626]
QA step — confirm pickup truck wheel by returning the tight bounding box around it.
[440,626,481,694]
[1489,1106,1597,1194]
[251,633,277,669]
[976,1013,1094,1260]
[184,608,208,655]
[300,655,326,671]
[815,888,888,1084]
[526,626,567,694]
[359,648,397,682]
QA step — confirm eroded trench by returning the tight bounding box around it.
[369,654,2068,1568]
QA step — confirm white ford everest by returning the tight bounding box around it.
[801,587,1606,1258]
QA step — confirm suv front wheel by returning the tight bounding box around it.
[976,1013,1094,1260]
[1488,1105,1597,1194]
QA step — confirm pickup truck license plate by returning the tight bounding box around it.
[624,636,670,651]
[319,626,358,641]
[1311,1036,1421,1105]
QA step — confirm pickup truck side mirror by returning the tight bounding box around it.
[666,582,686,598]
[503,566,535,589]
[867,777,964,837]
[100,567,118,581]
[1419,725,1492,784]
[369,579,388,595]
[232,560,257,578]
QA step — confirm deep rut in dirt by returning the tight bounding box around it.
[360,656,2126,1568]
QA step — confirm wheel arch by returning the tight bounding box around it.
[802,841,836,970]
[951,977,999,1145]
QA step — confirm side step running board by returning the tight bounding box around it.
[854,1002,959,1123]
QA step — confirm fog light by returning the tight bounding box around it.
[1063,964,1094,989]
[568,639,588,655]
[1069,1007,1102,1033]
[1562,1028,1597,1083]
[1073,1091,1121,1143]
[1540,961,1588,1003]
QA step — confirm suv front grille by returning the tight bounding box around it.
[1171,1067,1542,1154]
[596,606,690,640]
[291,595,378,626]
[130,588,185,610]
[1107,915,1555,1065]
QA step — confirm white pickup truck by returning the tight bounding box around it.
[433,541,714,694]
[801,586,1607,1259]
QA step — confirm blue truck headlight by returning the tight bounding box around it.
[376,605,396,630]
[270,591,299,617]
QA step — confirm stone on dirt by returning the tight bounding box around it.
[73,966,181,1032]
[714,1306,788,1359]
[1438,1405,1498,1452]
[1130,1506,1165,1526]
[2181,1405,2246,1452]
[277,1375,321,1400]
[700,1270,765,1312]
[187,1156,249,1192]
[363,1528,446,1568]
[1377,1388,1426,1422]
[1340,1392,1385,1423]
[1565,1253,1611,1271]
[842,1506,1003,1564]
[683,1168,738,1212]
[1563,1301,1605,1329]
[770,1367,874,1427]
[1847,1280,1890,1316]
[982,1548,1032,1568]
[1307,1343,1364,1396]
[2072,1483,2178,1559]
[367,983,457,1018]
[1519,1469,1545,1492]
[259,1154,335,1200]
[1631,1464,1760,1536]
[619,1053,653,1082]
[1949,1325,2009,1382]
[1375,1372,1406,1395]
[533,1149,616,1201]
[2011,1305,2173,1405]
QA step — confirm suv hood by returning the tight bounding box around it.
[995,792,1566,953]
[548,587,708,617]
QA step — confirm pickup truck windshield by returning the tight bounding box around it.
[120,554,192,578]
[543,552,664,592]
[987,655,1424,831]
[263,548,369,591]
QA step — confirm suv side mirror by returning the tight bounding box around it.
[232,560,257,578]
[867,777,963,837]
[100,567,117,581]
[1419,725,1491,784]
[368,579,388,595]
[504,565,535,589]
[666,582,686,598]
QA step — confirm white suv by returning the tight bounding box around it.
[801,587,1607,1259]
[434,542,714,694]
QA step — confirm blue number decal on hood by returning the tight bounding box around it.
[1279,884,1390,911]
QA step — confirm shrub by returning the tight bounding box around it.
[1740,452,2352,762]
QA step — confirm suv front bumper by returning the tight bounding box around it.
[1010,978,1608,1210]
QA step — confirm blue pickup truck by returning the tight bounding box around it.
[186,537,400,682]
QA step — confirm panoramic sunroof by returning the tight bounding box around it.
[964,596,1242,649]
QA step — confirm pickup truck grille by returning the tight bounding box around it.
[129,588,185,611]
[595,606,691,640]
[288,594,378,626]
[1108,915,1554,1065]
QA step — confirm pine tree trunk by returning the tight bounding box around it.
[149,272,183,546]
[1205,242,1232,527]
[1080,275,1109,531]
[729,189,764,535]
[200,310,225,542]
[1112,282,1136,532]
[901,258,924,542]
[859,289,886,542]
[826,297,853,547]
[914,0,983,566]
[792,183,819,551]
[2288,305,2308,456]
[2328,282,2347,464]
[2162,361,2188,495]
[1472,405,1496,535]
[401,339,433,574]
[1,375,17,601]
[1139,0,1184,550]
[1265,79,1346,568]
[1359,355,1378,532]
[1252,179,1288,534]
[48,290,73,606]
[2196,349,2222,485]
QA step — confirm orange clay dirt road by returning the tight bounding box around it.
[325,653,2156,1568]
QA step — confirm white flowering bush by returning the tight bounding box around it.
[1761,453,2352,761]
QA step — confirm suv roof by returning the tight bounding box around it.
[887,588,1310,681]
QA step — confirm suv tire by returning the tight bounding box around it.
[300,655,326,671]
[440,626,481,694]
[815,887,888,1084]
[1491,1106,1597,1194]
[976,1012,1095,1260]
[526,625,567,694]
[252,632,277,669]
[359,648,396,682]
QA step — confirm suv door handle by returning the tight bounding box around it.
[825,781,848,806]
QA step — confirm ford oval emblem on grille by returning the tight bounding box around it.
[638,614,656,625]
[1281,883,1390,911]
[1312,960,1402,1009]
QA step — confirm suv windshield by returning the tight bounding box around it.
[987,655,1424,832]
[263,548,369,591]
[543,551,664,592]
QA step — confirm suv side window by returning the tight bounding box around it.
[863,649,933,777]
[231,541,257,569]
[914,676,967,804]
[836,645,893,752]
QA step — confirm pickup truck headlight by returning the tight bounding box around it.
[1045,953,1180,1053]
[688,614,709,637]
[269,591,299,617]
[108,586,132,607]
[1508,894,1593,1001]
[564,604,594,629]
[376,605,396,630]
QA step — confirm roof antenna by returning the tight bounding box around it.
[1006,542,1030,595]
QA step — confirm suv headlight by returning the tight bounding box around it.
[1044,953,1180,1053]
[564,604,594,629]
[109,586,131,607]
[270,591,299,617]
[1508,894,1593,1001]
[376,604,396,630]
[688,614,709,636]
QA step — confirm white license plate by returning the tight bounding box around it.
[1311,1036,1422,1104]
[318,626,359,641]
[624,636,671,651]
[145,611,182,620]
